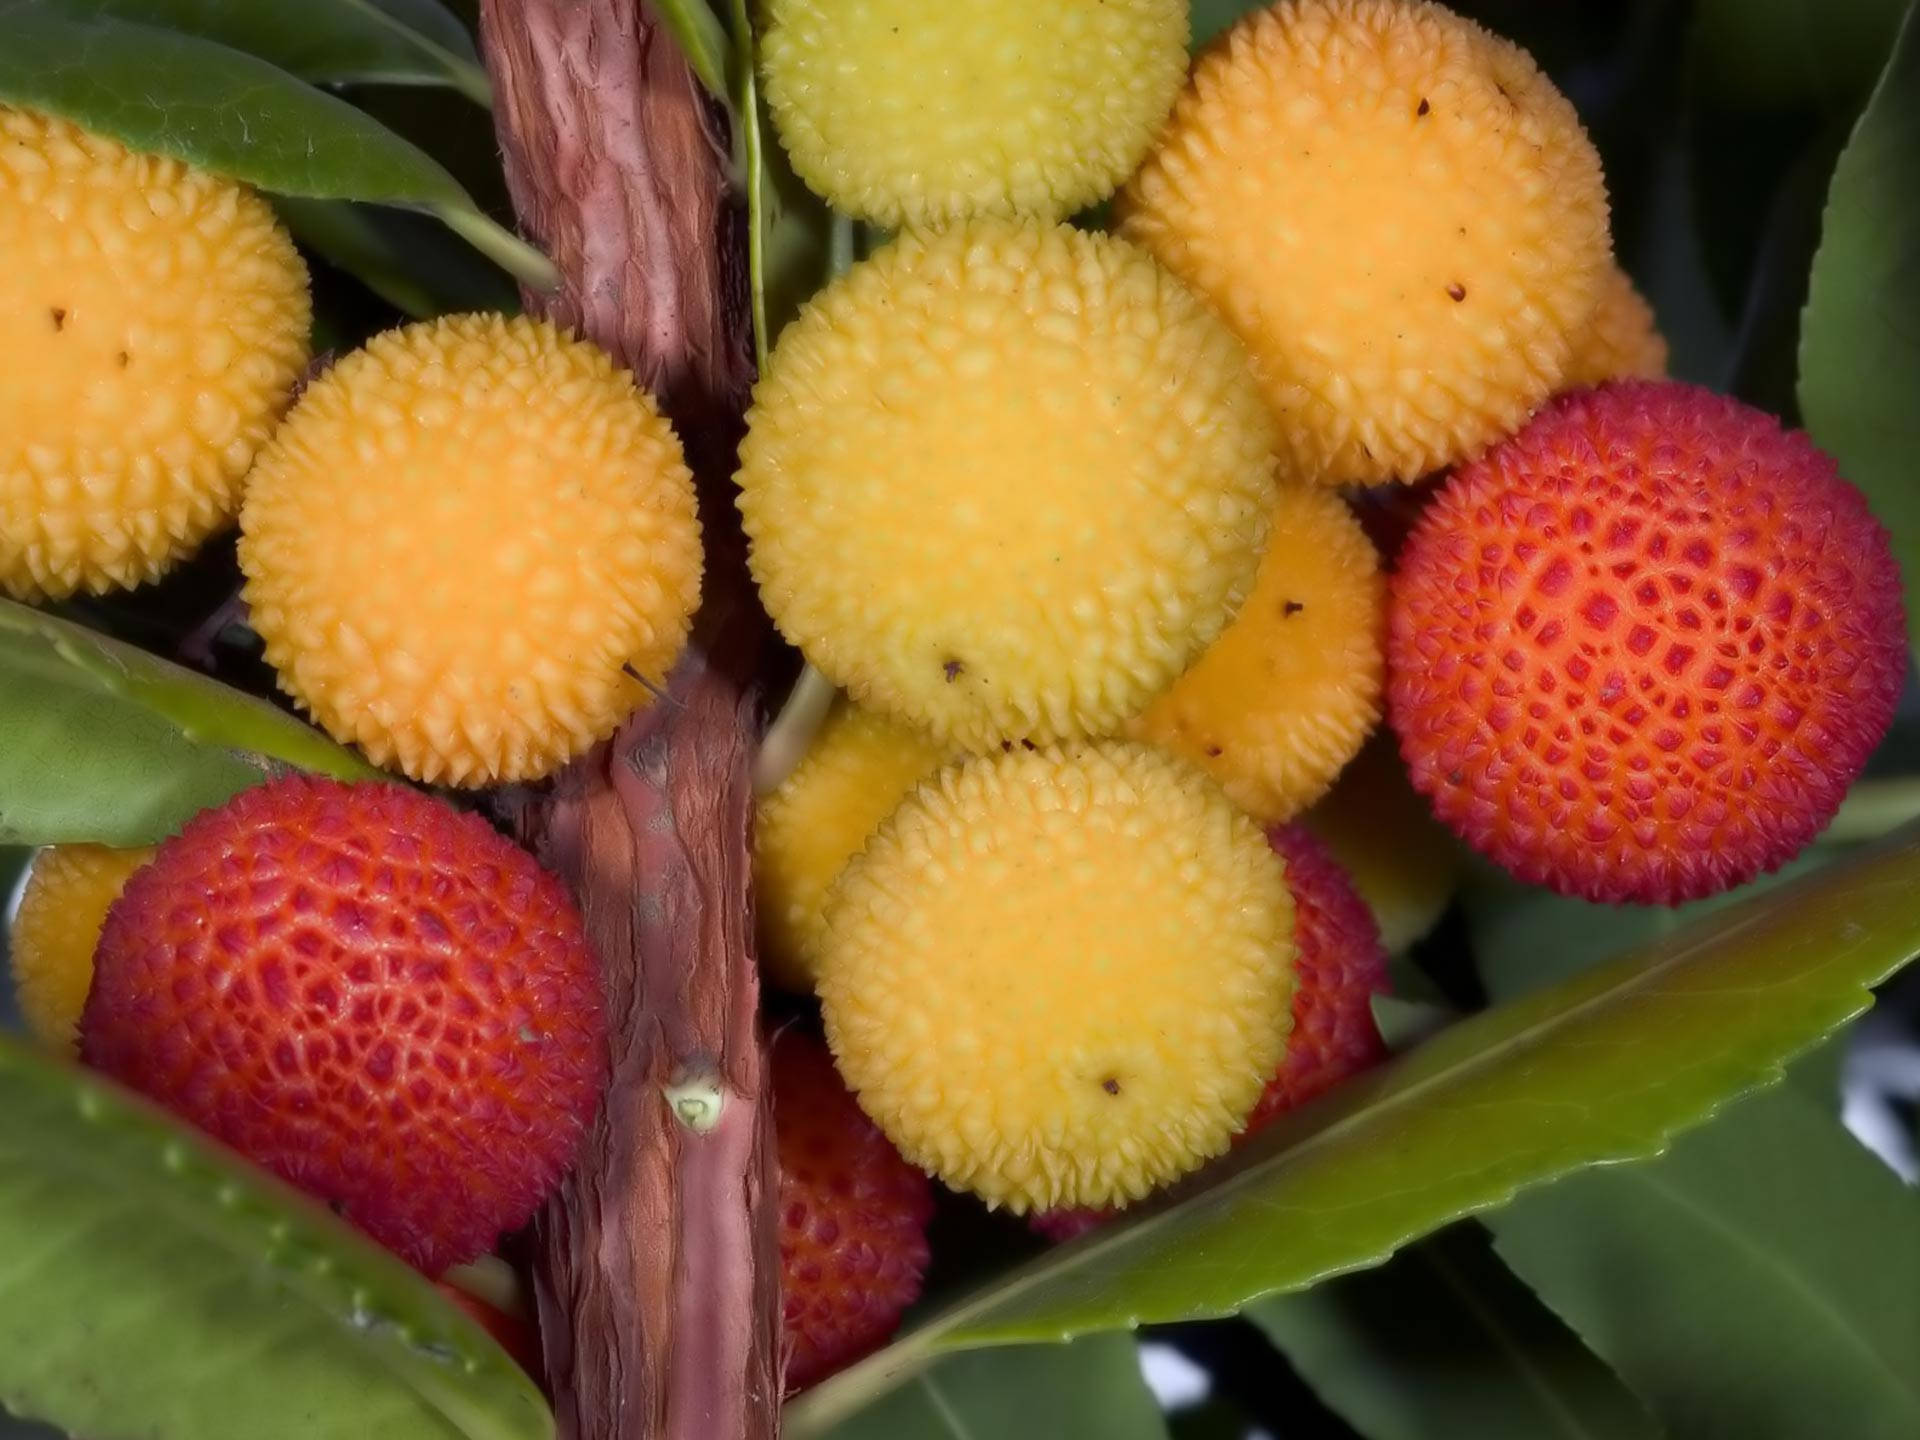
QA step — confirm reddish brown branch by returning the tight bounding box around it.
[478,4,777,1438]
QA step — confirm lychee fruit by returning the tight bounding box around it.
[773,1029,934,1391]
[756,701,948,994]
[817,741,1294,1214]
[1300,736,1461,952]
[79,775,607,1275]
[0,106,311,600]
[738,218,1279,752]
[1132,484,1385,824]
[762,0,1189,227]
[8,843,154,1052]
[1032,823,1387,1242]
[1562,264,1668,390]
[1119,0,1610,485]
[239,313,702,788]
[1390,380,1907,904]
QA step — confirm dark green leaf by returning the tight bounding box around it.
[0,1033,551,1440]
[1692,0,1907,111]
[1369,995,1454,1053]
[787,825,1920,1434]
[1248,1226,1657,1440]
[0,600,379,847]
[1489,1080,1920,1440]
[822,1334,1167,1440]
[0,7,553,288]
[1801,1,1920,669]
[1190,2,1251,50]
[279,197,518,319]
[9,0,489,102]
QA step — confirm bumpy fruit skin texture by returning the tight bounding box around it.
[762,0,1188,227]
[1301,736,1459,952]
[80,776,607,1275]
[1562,265,1668,390]
[1033,823,1387,1242]
[739,220,1279,752]
[773,1030,933,1391]
[1133,485,1385,824]
[819,742,1294,1213]
[8,844,154,1052]
[0,107,311,600]
[240,314,701,787]
[1120,0,1609,486]
[756,702,948,994]
[1390,381,1907,904]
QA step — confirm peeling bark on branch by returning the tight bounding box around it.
[478,4,777,1438]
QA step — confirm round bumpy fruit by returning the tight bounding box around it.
[762,0,1188,227]
[239,314,702,787]
[1133,485,1385,824]
[756,701,948,994]
[80,776,608,1275]
[1562,265,1668,390]
[1033,823,1386,1242]
[1390,381,1907,904]
[1120,0,1609,485]
[818,742,1295,1213]
[739,219,1280,752]
[0,107,311,600]
[773,1030,934,1391]
[8,844,154,1052]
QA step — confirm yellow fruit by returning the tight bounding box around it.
[1134,485,1385,824]
[1120,0,1609,485]
[240,314,702,787]
[762,0,1189,226]
[819,742,1294,1213]
[1561,264,1668,389]
[8,844,153,1052]
[1301,737,1460,951]
[0,107,311,600]
[756,701,949,994]
[739,218,1279,752]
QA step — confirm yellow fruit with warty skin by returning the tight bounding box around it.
[818,741,1296,1214]
[756,701,950,994]
[9,844,154,1053]
[0,107,310,600]
[240,313,702,788]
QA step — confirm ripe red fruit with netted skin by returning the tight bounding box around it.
[80,776,606,1276]
[1033,825,1388,1243]
[774,1029,933,1390]
[1390,380,1907,904]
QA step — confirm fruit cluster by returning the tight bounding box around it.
[2,0,1907,1400]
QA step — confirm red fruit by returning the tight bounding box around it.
[81,776,606,1276]
[1032,825,1388,1243]
[1389,380,1906,904]
[775,1029,933,1391]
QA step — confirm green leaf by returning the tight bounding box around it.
[1801,1,1920,669]
[821,1334,1167,1440]
[786,823,1920,1434]
[279,196,519,319]
[0,1033,551,1440]
[1190,2,1252,50]
[1463,846,1838,1002]
[724,0,838,372]
[0,600,380,847]
[0,6,553,289]
[1368,994,1454,1053]
[1248,1226,1658,1440]
[9,0,489,103]
[654,0,730,103]
[1488,1080,1920,1440]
